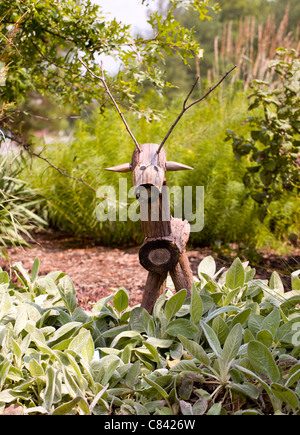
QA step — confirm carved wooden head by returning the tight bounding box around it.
[105,143,193,199]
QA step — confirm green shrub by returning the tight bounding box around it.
[0,157,46,246]
[225,49,300,219]
[25,90,299,250]
[0,255,299,415]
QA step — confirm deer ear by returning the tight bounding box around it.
[166,161,194,171]
[105,163,132,173]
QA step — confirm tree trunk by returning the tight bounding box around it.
[141,271,168,314]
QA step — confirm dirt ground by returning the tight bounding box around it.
[0,230,299,311]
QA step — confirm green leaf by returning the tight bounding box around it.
[190,284,203,324]
[231,308,251,327]
[281,295,300,311]
[207,402,223,415]
[152,292,167,320]
[110,330,142,348]
[166,319,198,339]
[198,256,216,278]
[226,258,245,290]
[52,396,86,415]
[205,305,240,323]
[28,359,44,378]
[170,360,202,373]
[248,313,264,335]
[261,309,281,337]
[212,316,229,345]
[244,328,255,343]
[146,337,173,348]
[257,329,273,347]
[129,307,155,336]
[91,355,121,385]
[200,320,222,357]
[14,305,28,336]
[144,342,160,364]
[285,368,300,388]
[222,323,243,364]
[247,340,281,383]
[68,329,94,363]
[144,376,169,399]
[271,383,299,410]
[165,289,186,321]
[0,271,9,284]
[57,276,77,314]
[291,270,300,291]
[125,361,141,389]
[0,360,11,389]
[235,365,273,396]
[41,366,58,412]
[276,317,300,344]
[47,322,82,347]
[37,276,58,295]
[31,258,40,282]
[113,287,129,314]
[12,262,31,286]
[270,271,285,294]
[178,334,210,366]
[228,382,259,400]
[223,288,241,305]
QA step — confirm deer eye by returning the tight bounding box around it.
[153,165,159,171]
[140,164,147,170]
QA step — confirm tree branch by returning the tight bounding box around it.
[79,58,141,153]
[29,149,128,205]
[7,135,97,192]
[157,65,237,153]
[14,110,80,122]
[31,151,97,193]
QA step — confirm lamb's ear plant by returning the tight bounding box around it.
[0,255,299,415]
[236,340,300,414]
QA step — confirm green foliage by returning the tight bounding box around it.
[25,90,299,250]
[0,0,216,143]
[226,49,300,220]
[0,157,46,246]
[161,0,300,97]
[0,255,300,415]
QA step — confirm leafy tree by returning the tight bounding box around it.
[225,49,300,221]
[0,0,217,146]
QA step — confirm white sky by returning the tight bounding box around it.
[93,0,159,73]
[94,0,156,33]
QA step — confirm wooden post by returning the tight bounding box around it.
[141,271,168,314]
[179,250,195,291]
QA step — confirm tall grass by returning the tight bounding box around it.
[24,89,299,251]
[210,4,300,88]
[0,155,46,246]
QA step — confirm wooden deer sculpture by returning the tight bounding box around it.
[106,142,194,313]
[80,59,236,313]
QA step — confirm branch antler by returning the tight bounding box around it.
[157,65,237,153]
[79,58,141,153]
